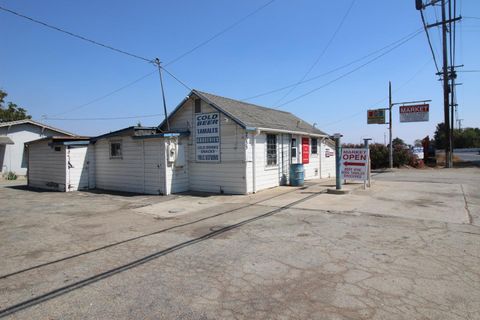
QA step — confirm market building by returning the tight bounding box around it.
[26,90,336,194]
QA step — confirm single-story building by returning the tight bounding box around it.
[26,136,92,191]
[0,119,75,176]
[26,90,336,194]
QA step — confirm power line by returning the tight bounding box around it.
[420,10,441,73]
[164,0,276,66]
[48,70,157,118]
[273,0,356,105]
[242,28,423,101]
[45,113,165,121]
[319,58,431,128]
[275,30,423,108]
[0,5,153,63]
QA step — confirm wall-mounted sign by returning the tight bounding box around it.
[341,148,368,181]
[195,112,220,162]
[367,109,386,124]
[302,137,309,164]
[325,147,334,158]
[399,104,429,122]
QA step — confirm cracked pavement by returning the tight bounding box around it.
[0,167,479,319]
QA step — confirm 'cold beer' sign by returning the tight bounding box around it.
[195,112,220,162]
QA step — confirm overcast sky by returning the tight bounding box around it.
[1,0,478,144]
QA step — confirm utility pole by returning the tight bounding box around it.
[416,0,462,168]
[388,81,393,169]
[441,0,451,167]
[154,58,170,132]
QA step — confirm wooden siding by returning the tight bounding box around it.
[94,137,147,194]
[28,142,66,191]
[143,139,165,195]
[320,142,336,178]
[168,98,247,194]
[66,146,90,191]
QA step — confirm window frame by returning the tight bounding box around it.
[291,138,297,159]
[311,138,318,155]
[109,140,123,159]
[194,98,202,114]
[266,134,278,167]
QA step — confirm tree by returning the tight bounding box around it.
[0,89,32,122]
[434,122,480,149]
[392,137,405,147]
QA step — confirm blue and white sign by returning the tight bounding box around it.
[195,112,220,162]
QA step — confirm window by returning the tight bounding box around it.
[194,99,202,113]
[266,134,277,166]
[110,141,122,159]
[54,146,61,152]
[311,138,318,154]
[291,138,297,158]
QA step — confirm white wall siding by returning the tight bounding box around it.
[87,145,96,189]
[28,142,66,191]
[0,124,62,175]
[320,142,336,178]
[166,138,189,194]
[169,99,247,194]
[143,139,165,195]
[248,133,283,192]
[302,137,321,180]
[66,146,90,191]
[94,137,146,194]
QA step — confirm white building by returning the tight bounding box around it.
[0,119,74,176]
[25,136,92,191]
[26,90,336,194]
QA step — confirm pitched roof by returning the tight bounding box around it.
[0,119,75,136]
[190,90,328,136]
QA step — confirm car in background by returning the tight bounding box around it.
[412,146,424,160]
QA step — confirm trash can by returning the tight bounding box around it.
[289,163,305,186]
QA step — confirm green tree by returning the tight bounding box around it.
[392,137,405,147]
[0,89,32,122]
[434,122,480,149]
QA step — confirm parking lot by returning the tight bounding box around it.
[1,167,479,320]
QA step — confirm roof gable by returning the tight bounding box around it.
[0,119,75,136]
[163,90,328,136]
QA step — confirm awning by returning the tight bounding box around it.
[0,136,14,145]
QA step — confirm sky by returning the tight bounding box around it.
[1,0,479,144]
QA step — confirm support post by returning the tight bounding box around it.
[333,133,342,190]
[363,138,372,188]
[389,81,393,169]
[155,58,170,132]
[441,0,451,168]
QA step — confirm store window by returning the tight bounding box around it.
[266,134,277,166]
[110,141,122,159]
[311,138,318,154]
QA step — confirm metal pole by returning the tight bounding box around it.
[389,81,393,169]
[441,0,451,168]
[334,134,342,190]
[363,138,372,188]
[155,58,170,132]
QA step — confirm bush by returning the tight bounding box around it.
[5,171,17,180]
[362,143,416,169]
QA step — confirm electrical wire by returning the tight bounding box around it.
[319,58,431,128]
[48,70,157,118]
[164,0,276,66]
[0,5,153,63]
[242,28,422,101]
[274,30,423,109]
[45,114,165,121]
[420,10,441,73]
[273,0,356,105]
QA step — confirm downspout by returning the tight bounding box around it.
[251,128,260,193]
[320,137,326,178]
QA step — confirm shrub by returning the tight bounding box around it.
[5,171,17,180]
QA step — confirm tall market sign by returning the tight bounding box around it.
[367,109,386,124]
[341,148,369,181]
[399,104,429,122]
[195,112,220,162]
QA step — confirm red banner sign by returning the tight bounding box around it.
[302,137,309,164]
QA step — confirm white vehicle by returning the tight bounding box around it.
[412,147,424,160]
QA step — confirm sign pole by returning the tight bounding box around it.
[333,133,342,190]
[389,81,393,169]
[363,138,372,188]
